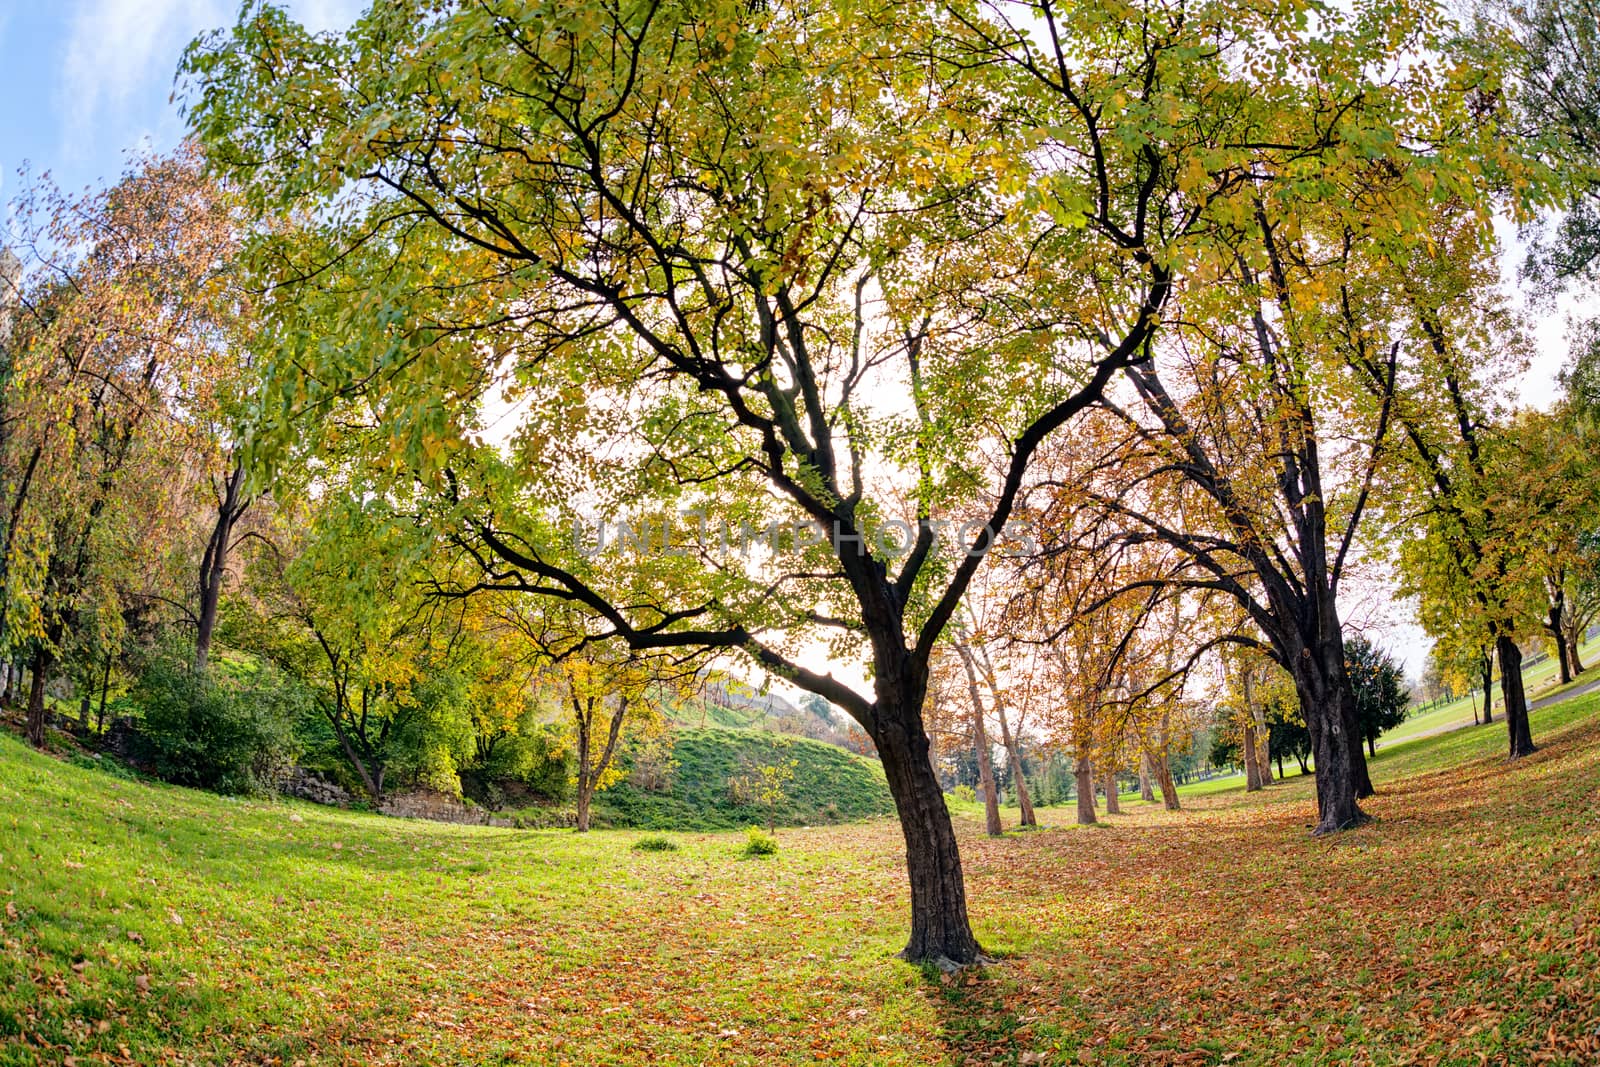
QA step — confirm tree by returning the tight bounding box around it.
[1498,406,1600,685]
[1483,0,1600,291]
[231,474,469,802]
[184,0,1506,962]
[738,757,799,835]
[1345,636,1410,759]
[0,152,233,746]
[1369,216,1542,759]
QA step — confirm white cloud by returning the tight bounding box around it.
[58,0,226,161]
[57,0,363,168]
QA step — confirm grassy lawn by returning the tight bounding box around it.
[4,696,1600,1065]
[1384,635,1600,749]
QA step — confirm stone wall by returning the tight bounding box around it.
[278,768,352,808]
[379,787,511,827]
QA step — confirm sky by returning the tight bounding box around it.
[0,0,1587,685]
[0,0,362,202]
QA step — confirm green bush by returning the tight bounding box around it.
[742,826,778,856]
[67,752,138,781]
[950,784,977,804]
[632,834,679,852]
[134,657,304,795]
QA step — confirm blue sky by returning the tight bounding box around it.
[0,0,361,202]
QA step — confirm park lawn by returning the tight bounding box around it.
[3,697,1599,1066]
[1384,634,1600,749]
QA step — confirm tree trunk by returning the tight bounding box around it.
[1548,599,1573,686]
[1252,707,1274,784]
[1138,752,1156,802]
[1367,735,1377,758]
[25,647,52,748]
[97,649,113,732]
[991,698,1035,828]
[195,461,248,673]
[1275,753,1285,779]
[1565,606,1587,675]
[575,784,592,832]
[1242,718,1263,792]
[1101,769,1121,814]
[1074,754,1097,825]
[955,644,1002,837]
[329,713,382,802]
[1496,634,1536,758]
[1292,635,1369,834]
[1480,651,1493,724]
[874,705,984,967]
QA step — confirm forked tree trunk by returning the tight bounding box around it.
[1073,754,1097,825]
[195,461,249,673]
[874,705,984,966]
[1101,770,1121,814]
[1496,635,1536,758]
[1138,753,1156,802]
[992,700,1036,828]
[1548,599,1573,686]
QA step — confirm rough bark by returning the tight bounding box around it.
[955,643,1003,837]
[1138,752,1156,802]
[1292,631,1369,834]
[1252,706,1274,784]
[1074,754,1097,825]
[1547,597,1573,686]
[876,702,985,967]
[194,460,249,672]
[1480,651,1494,724]
[25,648,51,747]
[1101,769,1121,814]
[1242,718,1263,792]
[1496,634,1536,758]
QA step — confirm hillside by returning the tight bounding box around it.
[589,727,893,830]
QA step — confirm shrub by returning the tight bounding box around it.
[134,656,304,795]
[67,752,138,781]
[742,826,778,856]
[950,784,977,804]
[632,834,679,852]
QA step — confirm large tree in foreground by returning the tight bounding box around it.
[186,0,1502,963]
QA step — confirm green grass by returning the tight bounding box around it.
[1386,633,1600,748]
[582,726,894,830]
[3,693,1599,1064]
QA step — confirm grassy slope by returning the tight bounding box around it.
[587,727,894,830]
[2,695,1598,1065]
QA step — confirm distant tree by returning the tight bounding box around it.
[737,757,799,835]
[1346,637,1411,759]
[799,693,833,723]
